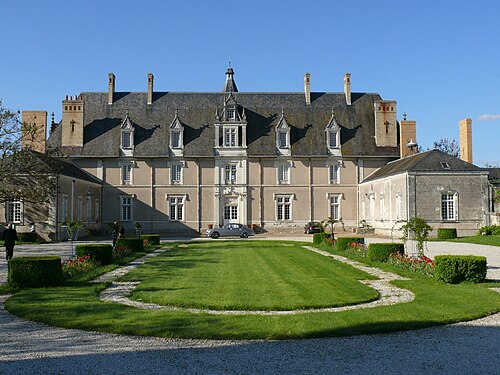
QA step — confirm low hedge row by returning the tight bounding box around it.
[434,255,487,284]
[140,234,160,246]
[335,237,364,251]
[367,243,405,262]
[8,256,63,288]
[116,238,144,252]
[75,244,113,265]
[17,232,39,243]
[437,228,457,240]
[312,233,331,245]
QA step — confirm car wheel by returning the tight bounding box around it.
[241,232,248,238]
[211,232,220,239]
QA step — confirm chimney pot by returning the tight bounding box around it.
[147,72,154,105]
[344,73,351,105]
[108,73,115,105]
[304,73,311,105]
[459,118,473,164]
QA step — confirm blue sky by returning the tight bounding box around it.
[1,0,499,165]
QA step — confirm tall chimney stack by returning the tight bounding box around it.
[147,73,154,105]
[459,118,473,164]
[108,73,115,105]
[344,73,351,105]
[21,111,47,153]
[399,117,417,158]
[304,73,311,105]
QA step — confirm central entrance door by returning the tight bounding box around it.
[223,197,238,225]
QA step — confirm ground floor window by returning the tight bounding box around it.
[121,196,132,222]
[61,195,68,222]
[169,195,184,221]
[441,192,457,221]
[329,194,341,220]
[6,200,22,223]
[224,205,238,220]
[276,195,292,220]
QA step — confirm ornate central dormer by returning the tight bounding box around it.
[325,109,341,156]
[214,69,247,157]
[169,109,184,157]
[276,109,291,156]
[120,111,134,156]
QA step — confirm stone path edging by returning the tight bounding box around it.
[95,245,415,315]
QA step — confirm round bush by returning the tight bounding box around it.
[140,234,160,246]
[116,238,144,252]
[75,244,113,265]
[8,256,63,288]
[437,228,457,240]
[435,255,487,284]
[368,243,405,262]
[336,237,364,251]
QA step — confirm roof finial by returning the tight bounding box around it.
[281,107,285,117]
[126,108,129,117]
[228,59,231,67]
[175,107,179,117]
[403,112,407,121]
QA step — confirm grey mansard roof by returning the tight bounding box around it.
[361,149,484,183]
[48,90,400,158]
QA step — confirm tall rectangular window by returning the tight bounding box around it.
[329,195,341,220]
[329,131,338,148]
[171,164,182,184]
[86,196,92,223]
[329,164,340,184]
[224,128,237,147]
[276,196,291,220]
[121,163,132,185]
[169,196,184,221]
[171,131,181,148]
[6,201,22,223]
[121,131,132,149]
[441,193,456,221]
[61,195,68,223]
[121,196,132,222]
[225,164,237,183]
[278,164,290,184]
[278,131,287,148]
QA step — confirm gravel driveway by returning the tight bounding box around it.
[0,237,499,374]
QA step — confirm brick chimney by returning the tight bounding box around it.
[374,100,397,147]
[147,73,154,105]
[344,73,351,105]
[400,116,417,158]
[304,73,311,105]
[108,73,115,105]
[21,110,47,153]
[459,118,473,164]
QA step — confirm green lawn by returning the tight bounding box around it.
[121,241,378,310]
[431,235,500,247]
[4,240,500,340]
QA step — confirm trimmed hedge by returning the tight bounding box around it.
[75,244,113,265]
[8,256,63,288]
[368,243,405,262]
[17,232,39,243]
[312,233,331,245]
[140,234,160,246]
[437,228,458,240]
[435,255,487,284]
[116,238,144,252]
[335,237,364,251]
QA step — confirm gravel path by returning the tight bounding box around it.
[1,237,499,374]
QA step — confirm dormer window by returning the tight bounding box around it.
[169,109,184,156]
[276,110,291,156]
[226,107,235,121]
[325,110,341,156]
[120,113,134,154]
[224,127,238,147]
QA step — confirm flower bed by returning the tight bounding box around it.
[112,245,132,259]
[345,242,368,257]
[387,252,435,277]
[61,255,97,279]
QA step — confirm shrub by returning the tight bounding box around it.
[477,225,500,236]
[140,234,160,246]
[402,217,432,256]
[8,256,63,288]
[437,228,458,240]
[368,243,405,262]
[17,232,39,243]
[116,238,144,253]
[313,233,325,245]
[434,255,487,284]
[61,255,97,279]
[75,244,113,265]
[335,237,364,251]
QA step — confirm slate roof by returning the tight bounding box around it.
[485,168,500,183]
[48,76,400,159]
[362,149,484,183]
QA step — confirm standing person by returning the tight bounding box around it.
[112,222,119,248]
[3,224,18,261]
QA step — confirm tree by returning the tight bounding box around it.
[0,99,61,203]
[322,217,344,240]
[401,217,432,256]
[433,138,460,158]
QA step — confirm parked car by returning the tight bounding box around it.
[206,223,255,239]
[304,222,322,234]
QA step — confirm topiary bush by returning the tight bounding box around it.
[368,243,405,262]
[434,255,487,283]
[116,238,144,253]
[75,244,113,265]
[477,225,500,236]
[335,237,364,251]
[17,232,39,243]
[8,256,63,288]
[140,234,160,246]
[437,228,458,240]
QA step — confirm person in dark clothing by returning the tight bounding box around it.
[112,222,119,248]
[3,224,18,261]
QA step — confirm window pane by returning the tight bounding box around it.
[122,132,131,148]
[329,131,337,148]
[171,132,180,148]
[279,131,287,148]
